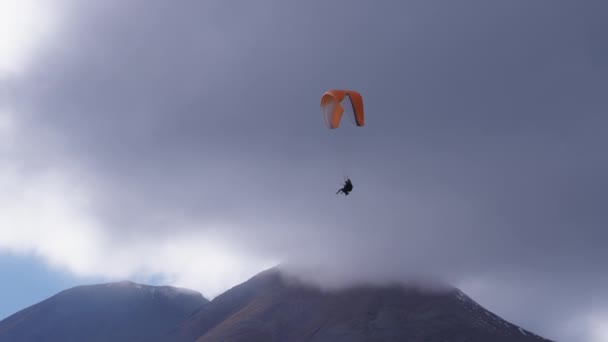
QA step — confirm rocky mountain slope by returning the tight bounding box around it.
[0,281,207,342]
[0,268,553,341]
[172,268,552,342]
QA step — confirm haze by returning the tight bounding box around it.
[1,1,607,341]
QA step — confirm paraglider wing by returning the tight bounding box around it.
[342,92,364,127]
[320,89,364,129]
[321,92,342,129]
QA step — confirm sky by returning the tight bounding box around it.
[1,0,607,340]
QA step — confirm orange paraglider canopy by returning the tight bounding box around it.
[320,89,364,129]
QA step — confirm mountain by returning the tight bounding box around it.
[172,268,552,342]
[0,281,207,342]
[0,268,553,342]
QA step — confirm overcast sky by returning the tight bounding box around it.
[1,0,607,341]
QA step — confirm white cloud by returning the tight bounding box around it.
[0,163,276,297]
[0,111,16,150]
[0,0,58,74]
[132,231,278,297]
[0,122,276,298]
[587,312,608,342]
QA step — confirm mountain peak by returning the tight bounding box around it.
[0,280,208,342]
[173,267,552,342]
[0,270,552,342]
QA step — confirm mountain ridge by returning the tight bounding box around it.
[172,267,552,342]
[0,267,553,342]
[0,281,208,342]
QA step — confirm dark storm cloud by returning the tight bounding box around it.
[4,0,608,340]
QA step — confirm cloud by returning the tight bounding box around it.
[588,313,608,342]
[0,145,275,297]
[1,1,607,340]
[0,0,60,75]
[0,109,274,298]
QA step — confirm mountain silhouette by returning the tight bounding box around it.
[173,268,551,341]
[0,268,552,342]
[0,281,207,342]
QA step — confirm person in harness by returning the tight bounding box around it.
[336,178,353,196]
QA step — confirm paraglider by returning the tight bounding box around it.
[320,89,364,195]
[336,178,353,196]
[320,89,365,129]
